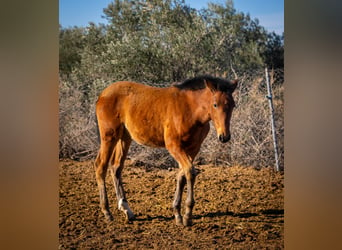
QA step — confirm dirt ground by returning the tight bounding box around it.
[59,160,283,249]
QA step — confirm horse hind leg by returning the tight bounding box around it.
[109,129,134,222]
[94,135,117,221]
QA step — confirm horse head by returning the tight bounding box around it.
[205,79,238,143]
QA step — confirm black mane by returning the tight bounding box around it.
[174,75,235,92]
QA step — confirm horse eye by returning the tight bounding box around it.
[213,103,217,108]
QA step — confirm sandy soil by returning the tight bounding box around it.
[59,160,283,249]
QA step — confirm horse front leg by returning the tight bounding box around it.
[167,143,196,226]
[173,170,186,226]
[183,166,196,226]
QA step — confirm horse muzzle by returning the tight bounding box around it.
[219,134,230,143]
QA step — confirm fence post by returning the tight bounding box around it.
[265,67,280,171]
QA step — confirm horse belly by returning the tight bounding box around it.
[124,116,165,148]
[128,126,165,148]
[133,135,165,147]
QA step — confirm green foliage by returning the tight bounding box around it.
[59,0,283,82]
[59,25,86,75]
[263,32,284,69]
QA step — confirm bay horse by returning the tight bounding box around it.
[94,75,238,226]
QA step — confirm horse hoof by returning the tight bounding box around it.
[104,213,114,222]
[183,217,193,227]
[175,216,183,226]
[125,210,135,221]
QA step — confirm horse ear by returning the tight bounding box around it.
[229,79,238,92]
[204,80,216,93]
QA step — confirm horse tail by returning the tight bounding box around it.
[94,101,100,144]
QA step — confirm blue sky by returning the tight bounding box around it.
[59,0,283,35]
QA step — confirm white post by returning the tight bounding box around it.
[265,67,280,171]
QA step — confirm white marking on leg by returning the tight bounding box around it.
[118,198,124,210]
[118,198,134,220]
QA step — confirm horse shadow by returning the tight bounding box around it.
[194,209,284,220]
[134,215,174,222]
[193,211,257,220]
[260,208,284,218]
[133,209,284,222]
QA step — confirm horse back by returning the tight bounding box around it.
[96,81,179,147]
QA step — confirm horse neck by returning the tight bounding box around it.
[184,89,212,124]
